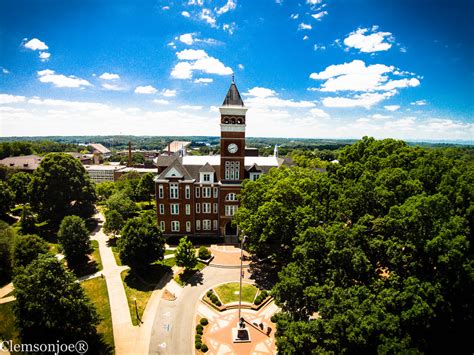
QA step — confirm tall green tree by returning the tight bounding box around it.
[95,181,116,202]
[19,205,37,234]
[0,180,14,216]
[8,172,32,204]
[29,153,96,223]
[13,254,99,343]
[106,190,138,220]
[175,236,197,270]
[58,215,92,267]
[118,215,165,270]
[103,209,124,237]
[137,172,155,202]
[12,234,49,269]
[0,223,16,284]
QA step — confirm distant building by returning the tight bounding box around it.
[65,152,95,165]
[0,155,42,172]
[154,80,291,238]
[89,143,111,158]
[165,141,191,156]
[84,165,125,183]
[113,167,158,180]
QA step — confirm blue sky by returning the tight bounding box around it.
[0,0,472,141]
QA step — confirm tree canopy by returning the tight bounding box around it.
[235,137,473,353]
[12,234,49,270]
[117,215,165,270]
[58,215,92,267]
[29,153,96,223]
[175,236,197,270]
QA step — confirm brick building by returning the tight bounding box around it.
[154,80,289,238]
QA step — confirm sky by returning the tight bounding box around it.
[0,0,473,141]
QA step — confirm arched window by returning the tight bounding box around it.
[225,193,237,201]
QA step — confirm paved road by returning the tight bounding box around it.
[149,265,247,355]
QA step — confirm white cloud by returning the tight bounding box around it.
[181,11,191,17]
[303,35,309,41]
[153,99,170,105]
[161,89,177,97]
[298,23,312,30]
[411,100,427,106]
[179,33,195,45]
[309,60,420,94]
[314,44,326,51]
[384,105,400,111]
[244,87,315,108]
[371,113,391,119]
[222,23,236,34]
[310,108,329,118]
[2,68,10,74]
[322,92,395,109]
[28,98,109,111]
[311,11,328,20]
[194,78,213,83]
[39,52,51,62]
[307,0,322,4]
[162,6,170,10]
[216,0,236,15]
[188,0,203,5]
[172,49,232,80]
[0,94,26,104]
[238,64,244,70]
[99,72,120,80]
[180,105,203,110]
[134,85,157,94]
[200,9,217,27]
[101,83,125,91]
[37,70,92,88]
[23,38,48,51]
[343,27,394,53]
[290,13,299,20]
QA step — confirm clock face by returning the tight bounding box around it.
[227,143,238,154]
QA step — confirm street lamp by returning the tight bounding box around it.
[238,234,247,323]
[134,297,140,325]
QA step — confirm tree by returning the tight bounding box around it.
[0,222,16,284]
[103,209,124,237]
[106,191,138,220]
[29,153,96,224]
[0,180,14,216]
[175,236,197,270]
[58,215,92,267]
[8,172,32,204]
[95,181,115,202]
[19,205,37,234]
[118,215,165,270]
[137,172,155,202]
[13,254,99,343]
[12,234,49,269]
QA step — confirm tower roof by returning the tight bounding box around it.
[222,80,244,106]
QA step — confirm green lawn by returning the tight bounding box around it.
[0,302,20,344]
[164,249,175,256]
[214,282,259,304]
[81,277,114,353]
[121,263,171,326]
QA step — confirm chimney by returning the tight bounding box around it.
[128,141,132,167]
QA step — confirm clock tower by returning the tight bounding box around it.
[219,78,247,237]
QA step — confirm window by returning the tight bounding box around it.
[159,204,165,215]
[158,184,164,199]
[213,220,218,230]
[213,187,219,198]
[196,220,201,230]
[160,221,165,231]
[203,173,211,182]
[225,205,238,216]
[171,221,180,232]
[213,203,218,214]
[203,187,211,198]
[203,220,211,230]
[195,187,200,198]
[170,204,179,215]
[186,221,191,232]
[170,183,179,199]
[203,203,211,213]
[250,173,261,181]
[185,185,191,199]
[185,204,191,215]
[225,161,240,180]
[225,193,237,201]
[196,203,200,213]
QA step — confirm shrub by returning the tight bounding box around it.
[200,318,208,326]
[260,290,268,298]
[210,294,218,303]
[195,334,202,341]
[270,315,277,323]
[198,246,211,260]
[197,328,203,335]
[196,324,203,332]
[215,300,222,307]
[206,290,213,297]
[201,344,209,352]
[254,296,262,305]
[195,341,202,350]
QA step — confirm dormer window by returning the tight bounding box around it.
[200,172,214,183]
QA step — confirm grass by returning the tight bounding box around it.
[0,302,20,344]
[214,282,259,304]
[160,257,176,268]
[121,264,172,326]
[173,261,206,286]
[81,277,114,352]
[164,249,175,256]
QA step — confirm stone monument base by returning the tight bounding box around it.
[232,327,251,343]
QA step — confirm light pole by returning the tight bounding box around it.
[134,297,140,325]
[238,234,247,326]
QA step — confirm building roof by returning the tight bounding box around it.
[167,141,191,153]
[118,167,158,174]
[222,81,244,107]
[84,165,125,171]
[89,143,111,154]
[0,155,42,171]
[65,152,94,161]
[199,162,216,173]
